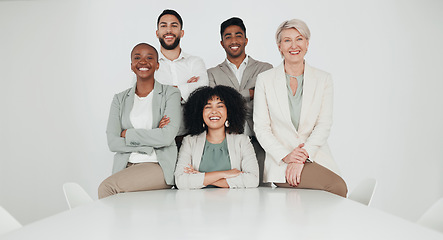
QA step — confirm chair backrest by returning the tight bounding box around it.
[0,206,22,235]
[417,197,443,233]
[348,178,377,206]
[63,182,94,209]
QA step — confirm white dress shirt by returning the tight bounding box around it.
[226,55,249,86]
[155,50,209,102]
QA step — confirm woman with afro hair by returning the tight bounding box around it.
[174,85,259,189]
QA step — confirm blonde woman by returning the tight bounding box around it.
[253,19,347,197]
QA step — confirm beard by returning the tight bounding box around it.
[159,36,181,50]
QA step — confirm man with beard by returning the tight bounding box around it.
[207,17,272,185]
[155,9,208,142]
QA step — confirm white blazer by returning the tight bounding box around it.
[253,62,340,183]
[175,132,259,189]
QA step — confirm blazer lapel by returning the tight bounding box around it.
[219,61,240,89]
[151,81,163,128]
[193,132,207,170]
[226,133,240,170]
[273,63,297,133]
[122,85,136,129]
[299,63,317,129]
[239,56,255,90]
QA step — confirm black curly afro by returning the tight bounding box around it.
[184,85,246,136]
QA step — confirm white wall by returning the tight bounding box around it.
[1,0,442,224]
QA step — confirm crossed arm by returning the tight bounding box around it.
[176,58,209,101]
[175,135,259,189]
[106,89,181,154]
[183,165,242,188]
[174,136,240,189]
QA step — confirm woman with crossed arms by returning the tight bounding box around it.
[253,19,347,197]
[175,86,259,189]
[98,43,181,198]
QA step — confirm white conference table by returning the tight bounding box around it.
[2,187,442,240]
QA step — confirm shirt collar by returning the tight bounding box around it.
[159,49,189,62]
[226,55,248,69]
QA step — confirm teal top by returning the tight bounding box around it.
[199,138,231,173]
[286,73,304,130]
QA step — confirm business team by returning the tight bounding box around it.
[98,9,347,198]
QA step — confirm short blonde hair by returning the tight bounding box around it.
[275,19,311,45]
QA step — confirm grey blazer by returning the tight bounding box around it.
[207,56,272,133]
[106,81,181,185]
[174,132,259,189]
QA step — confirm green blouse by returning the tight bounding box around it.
[199,138,231,173]
[286,73,304,130]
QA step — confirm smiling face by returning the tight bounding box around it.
[278,28,309,65]
[203,96,228,131]
[130,44,159,81]
[156,14,184,50]
[221,25,248,60]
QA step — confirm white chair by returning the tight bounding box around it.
[417,197,443,233]
[348,178,377,206]
[63,182,94,209]
[0,206,22,235]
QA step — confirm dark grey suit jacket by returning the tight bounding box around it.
[207,56,272,134]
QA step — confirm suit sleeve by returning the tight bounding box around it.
[177,57,209,101]
[240,62,274,105]
[239,89,251,102]
[174,136,206,189]
[303,74,333,158]
[253,74,292,165]
[226,135,259,188]
[106,94,154,154]
[124,88,181,148]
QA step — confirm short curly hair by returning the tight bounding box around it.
[184,85,246,136]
